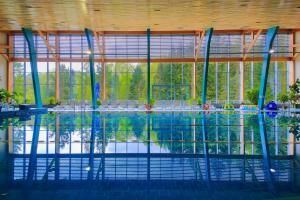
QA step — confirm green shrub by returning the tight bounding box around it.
[96,99,102,106]
[278,93,289,104]
[288,79,300,106]
[149,98,156,106]
[246,88,259,105]
[48,97,56,105]
[0,89,12,104]
[197,98,202,105]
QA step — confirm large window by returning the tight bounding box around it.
[244,61,289,103]
[152,63,192,103]
[105,63,147,102]
[11,31,292,105]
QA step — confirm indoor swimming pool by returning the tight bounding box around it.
[0,112,300,199]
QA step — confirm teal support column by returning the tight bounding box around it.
[201,28,214,104]
[147,28,151,105]
[84,28,97,109]
[258,26,279,110]
[22,28,43,107]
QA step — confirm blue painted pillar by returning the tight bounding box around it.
[258,26,279,110]
[147,28,151,105]
[201,28,214,104]
[84,28,97,109]
[22,28,43,107]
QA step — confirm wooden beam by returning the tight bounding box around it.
[195,30,205,62]
[7,34,13,93]
[8,34,13,60]
[289,32,295,85]
[93,31,101,55]
[243,29,263,60]
[0,44,10,49]
[240,32,245,102]
[37,30,58,61]
[10,56,292,63]
[100,32,106,100]
[292,43,300,48]
[55,34,60,100]
[7,62,13,93]
[0,48,9,61]
[6,28,294,36]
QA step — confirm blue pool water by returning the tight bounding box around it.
[0,112,300,199]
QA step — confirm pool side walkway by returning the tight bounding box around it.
[48,106,300,113]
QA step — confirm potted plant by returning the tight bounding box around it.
[278,93,289,109]
[49,96,56,105]
[0,89,12,112]
[242,88,259,110]
[196,98,202,106]
[246,88,259,105]
[288,79,300,109]
[145,98,155,110]
[187,98,200,107]
[96,99,102,106]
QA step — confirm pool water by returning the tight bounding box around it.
[0,112,300,199]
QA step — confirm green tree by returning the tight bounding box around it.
[129,65,145,100]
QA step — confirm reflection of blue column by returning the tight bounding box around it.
[102,116,105,181]
[88,112,97,180]
[201,114,211,188]
[84,28,97,109]
[258,113,276,194]
[147,114,150,181]
[27,114,42,184]
[258,26,279,110]
[22,28,43,107]
[201,28,213,104]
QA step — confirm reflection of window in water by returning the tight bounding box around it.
[9,113,296,156]
[289,124,300,141]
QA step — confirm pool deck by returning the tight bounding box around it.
[48,107,300,113]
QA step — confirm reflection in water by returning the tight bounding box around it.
[0,112,300,199]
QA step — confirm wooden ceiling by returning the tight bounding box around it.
[0,0,300,31]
